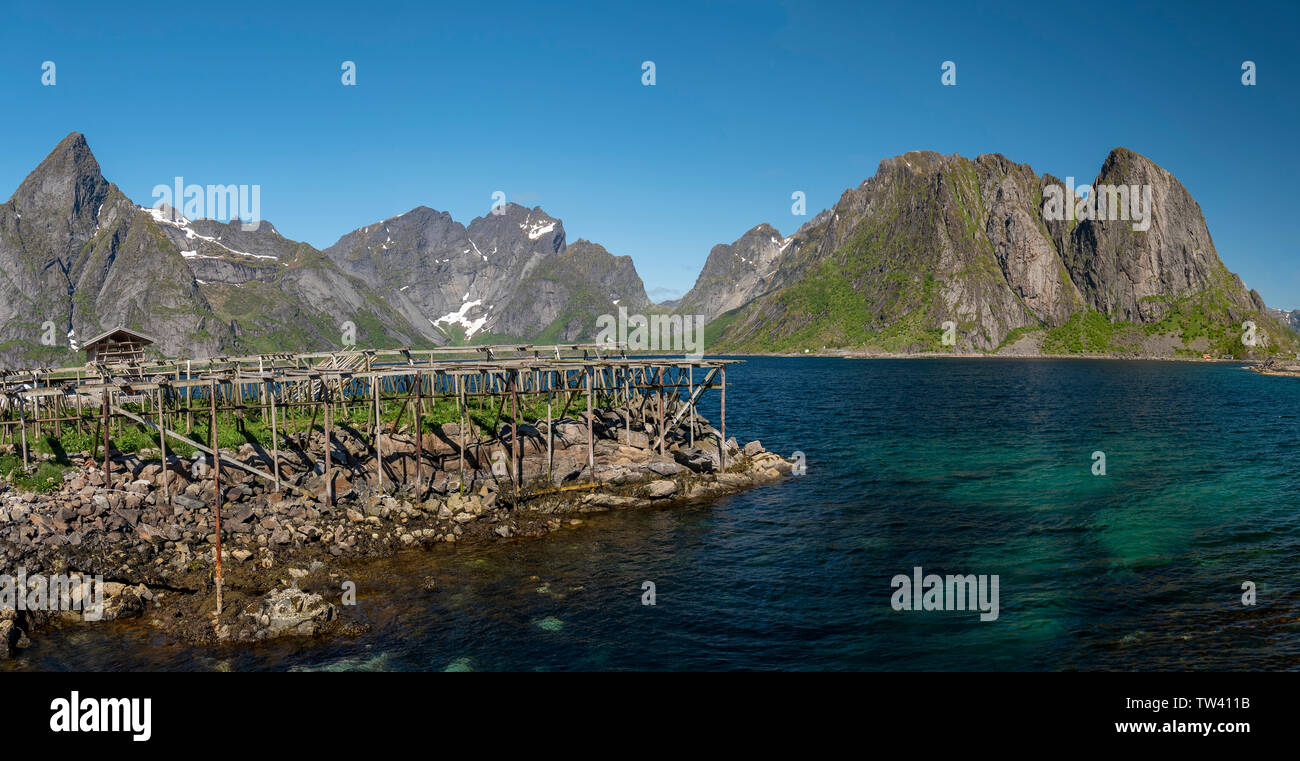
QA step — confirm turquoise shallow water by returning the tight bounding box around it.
[7,357,1300,670]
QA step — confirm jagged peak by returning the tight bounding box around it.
[741,222,783,239]
[1096,146,1171,183]
[567,238,608,252]
[1102,146,1144,163]
[11,131,107,208]
[394,205,450,220]
[565,238,640,266]
[877,150,959,175]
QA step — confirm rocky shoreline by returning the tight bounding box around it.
[0,404,792,657]
[1247,357,1300,377]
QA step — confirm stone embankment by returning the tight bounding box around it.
[1,404,792,655]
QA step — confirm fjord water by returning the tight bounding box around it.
[11,357,1300,671]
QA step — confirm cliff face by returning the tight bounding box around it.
[3,134,1291,366]
[703,147,1295,357]
[0,133,228,365]
[677,223,790,320]
[322,206,649,344]
[1268,308,1300,333]
[486,238,651,342]
[1060,148,1260,323]
[321,204,560,343]
[0,134,651,367]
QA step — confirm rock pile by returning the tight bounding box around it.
[0,402,793,654]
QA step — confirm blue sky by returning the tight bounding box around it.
[2,0,1297,307]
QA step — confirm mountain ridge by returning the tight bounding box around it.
[0,133,651,367]
[1,133,1294,367]
[692,147,1297,358]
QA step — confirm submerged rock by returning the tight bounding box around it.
[534,616,565,632]
[240,588,337,640]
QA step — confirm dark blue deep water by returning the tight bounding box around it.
[8,357,1300,671]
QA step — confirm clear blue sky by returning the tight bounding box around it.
[2,0,1296,307]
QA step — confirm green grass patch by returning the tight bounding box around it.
[0,454,72,494]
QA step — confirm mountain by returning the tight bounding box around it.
[489,238,651,341]
[677,223,791,321]
[321,206,649,344]
[0,133,226,365]
[698,147,1297,358]
[3,134,1292,367]
[0,133,650,368]
[1268,308,1300,333]
[144,206,426,354]
[0,132,433,368]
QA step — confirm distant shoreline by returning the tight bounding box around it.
[701,350,1262,364]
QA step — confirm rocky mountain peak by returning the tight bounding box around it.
[677,221,793,321]
[466,203,565,254]
[1067,147,1225,322]
[703,145,1295,357]
[14,131,98,188]
[8,132,115,258]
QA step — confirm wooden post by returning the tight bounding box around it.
[373,375,383,494]
[414,371,423,497]
[76,371,83,434]
[546,370,553,482]
[17,397,29,472]
[586,365,594,481]
[688,365,695,448]
[510,370,519,487]
[101,389,110,486]
[268,380,280,493]
[657,365,665,455]
[210,378,223,617]
[323,382,334,506]
[458,374,466,493]
[719,365,727,471]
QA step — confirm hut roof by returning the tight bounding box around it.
[81,327,158,348]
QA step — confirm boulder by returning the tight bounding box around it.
[673,447,718,473]
[647,459,686,476]
[641,480,678,499]
[242,588,336,638]
[617,429,651,450]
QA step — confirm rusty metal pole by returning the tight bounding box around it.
[210,378,223,617]
[157,387,171,509]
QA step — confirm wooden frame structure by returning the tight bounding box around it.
[1,343,737,613]
[80,327,157,364]
[1,343,736,494]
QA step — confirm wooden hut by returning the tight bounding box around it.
[82,327,156,364]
